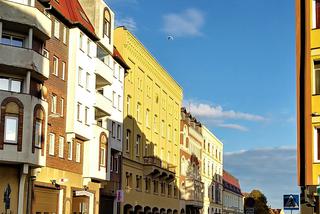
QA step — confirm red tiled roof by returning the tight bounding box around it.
[113,46,130,70]
[47,0,96,38]
[223,170,241,189]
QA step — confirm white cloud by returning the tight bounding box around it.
[187,101,265,122]
[224,147,298,208]
[218,124,249,132]
[162,8,205,37]
[116,17,137,32]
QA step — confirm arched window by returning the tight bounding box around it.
[0,97,23,151]
[33,105,45,153]
[99,132,108,169]
[103,8,111,39]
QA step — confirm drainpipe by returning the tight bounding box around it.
[18,164,29,214]
[299,0,306,195]
[28,28,33,49]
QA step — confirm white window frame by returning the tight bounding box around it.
[78,67,83,86]
[54,19,60,39]
[53,56,59,76]
[80,32,84,51]
[59,136,64,158]
[76,143,81,163]
[68,141,73,160]
[313,0,317,29]
[117,124,121,140]
[112,122,116,138]
[4,116,18,144]
[112,91,116,107]
[86,72,90,91]
[126,130,130,152]
[62,25,67,44]
[60,98,64,117]
[136,135,141,156]
[77,102,82,122]
[127,95,131,115]
[49,133,55,156]
[85,107,89,125]
[100,147,106,167]
[34,120,42,147]
[51,94,57,113]
[61,62,66,80]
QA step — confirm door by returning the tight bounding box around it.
[72,196,90,214]
[32,186,59,214]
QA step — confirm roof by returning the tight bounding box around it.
[223,170,242,195]
[41,0,97,39]
[113,46,130,70]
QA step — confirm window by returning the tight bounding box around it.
[78,67,83,86]
[85,107,89,125]
[146,109,150,128]
[144,143,148,156]
[137,103,141,122]
[153,180,159,193]
[49,133,55,156]
[126,130,130,152]
[62,25,67,44]
[154,114,158,133]
[60,98,64,117]
[145,178,150,192]
[61,62,66,80]
[136,175,142,190]
[112,91,116,107]
[53,56,59,76]
[103,8,111,39]
[161,120,165,137]
[51,94,57,113]
[113,155,119,172]
[34,120,42,148]
[112,122,116,138]
[87,39,91,55]
[1,34,24,47]
[67,141,73,160]
[76,143,81,163]
[4,116,18,144]
[168,184,172,197]
[314,61,320,94]
[127,95,131,115]
[118,95,121,111]
[0,77,22,93]
[126,173,132,188]
[312,0,320,29]
[315,128,320,161]
[79,32,84,50]
[161,182,165,195]
[136,135,141,156]
[59,136,64,158]
[54,19,60,39]
[117,124,121,140]
[77,102,82,122]
[100,147,106,166]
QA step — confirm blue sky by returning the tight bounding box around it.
[107,0,297,209]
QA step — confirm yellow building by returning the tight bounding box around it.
[296,0,320,212]
[201,125,223,214]
[114,27,183,213]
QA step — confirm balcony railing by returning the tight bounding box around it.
[0,44,49,79]
[0,0,51,37]
[143,156,176,173]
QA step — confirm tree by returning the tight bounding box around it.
[244,189,270,214]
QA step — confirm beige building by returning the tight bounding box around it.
[202,125,223,214]
[115,27,183,214]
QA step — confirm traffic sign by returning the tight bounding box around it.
[283,194,299,210]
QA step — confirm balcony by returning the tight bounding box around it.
[0,0,51,38]
[143,156,176,182]
[94,92,112,119]
[0,90,48,167]
[182,177,204,207]
[0,44,49,79]
[94,58,113,87]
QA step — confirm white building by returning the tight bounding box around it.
[202,125,224,214]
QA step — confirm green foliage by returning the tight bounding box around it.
[244,189,270,214]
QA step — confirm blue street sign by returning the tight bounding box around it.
[283,194,299,210]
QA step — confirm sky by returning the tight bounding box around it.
[107,0,297,209]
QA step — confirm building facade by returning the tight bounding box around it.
[222,171,243,214]
[114,26,183,214]
[202,125,223,214]
[180,108,204,214]
[296,0,320,212]
[0,0,51,213]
